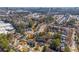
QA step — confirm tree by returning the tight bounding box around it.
[0,34,10,51]
[16,23,25,34]
[42,46,47,52]
[50,38,61,51]
[49,32,61,51]
[45,16,54,23]
[77,45,79,51]
[64,45,70,52]
[52,38,61,47]
[53,33,61,39]
[28,19,35,28]
[67,19,76,26]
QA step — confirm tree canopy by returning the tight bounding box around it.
[0,34,10,51]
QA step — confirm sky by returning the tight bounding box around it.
[0,0,79,7]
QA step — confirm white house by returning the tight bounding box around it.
[0,21,15,34]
